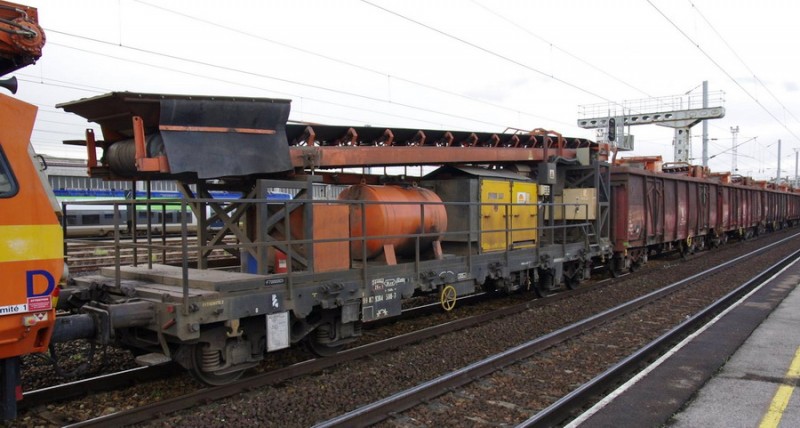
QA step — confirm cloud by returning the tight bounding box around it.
[783,81,799,92]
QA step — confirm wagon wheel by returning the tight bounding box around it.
[188,343,246,386]
[440,285,457,311]
[305,337,344,357]
[563,263,582,290]
[305,323,345,357]
[607,262,621,278]
[564,274,580,290]
[523,271,544,298]
[532,281,546,298]
[679,237,693,260]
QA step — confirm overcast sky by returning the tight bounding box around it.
[12,0,800,181]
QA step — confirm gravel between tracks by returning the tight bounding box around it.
[11,229,800,427]
[156,230,800,427]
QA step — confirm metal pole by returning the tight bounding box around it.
[794,149,799,188]
[702,81,708,168]
[776,139,782,184]
[730,126,739,173]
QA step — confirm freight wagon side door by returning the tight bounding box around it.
[645,176,664,243]
[663,178,678,242]
[510,181,536,247]
[687,181,698,238]
[763,192,771,225]
[719,186,730,230]
[707,184,718,233]
[480,179,509,252]
[676,181,688,240]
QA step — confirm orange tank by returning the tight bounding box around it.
[339,184,447,259]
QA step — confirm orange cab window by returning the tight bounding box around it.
[0,148,17,198]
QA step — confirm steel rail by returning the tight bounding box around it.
[60,232,799,427]
[519,246,800,427]
[21,364,179,410]
[23,292,449,412]
[312,232,800,428]
[59,272,601,427]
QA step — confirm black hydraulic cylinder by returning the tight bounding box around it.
[50,314,96,343]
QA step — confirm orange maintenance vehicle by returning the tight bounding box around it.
[0,1,61,420]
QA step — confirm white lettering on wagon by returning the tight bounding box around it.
[0,304,26,314]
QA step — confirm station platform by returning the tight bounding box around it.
[569,256,800,427]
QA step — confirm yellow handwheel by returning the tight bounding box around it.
[440,285,457,311]
[686,236,692,246]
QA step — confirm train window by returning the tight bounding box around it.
[66,214,78,226]
[83,214,100,225]
[0,148,18,198]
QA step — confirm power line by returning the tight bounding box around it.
[19,66,506,139]
[132,0,566,126]
[16,73,110,93]
[686,0,800,126]
[469,0,654,98]
[358,0,619,105]
[45,31,563,132]
[645,0,800,144]
[708,136,757,159]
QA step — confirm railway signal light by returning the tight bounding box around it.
[608,118,616,142]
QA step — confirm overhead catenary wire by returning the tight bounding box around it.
[18,1,797,181]
[45,31,571,132]
[131,0,566,127]
[707,136,758,159]
[646,0,800,144]
[358,0,623,107]
[22,74,472,137]
[686,0,800,126]
[469,0,654,99]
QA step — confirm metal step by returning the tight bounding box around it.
[135,352,172,366]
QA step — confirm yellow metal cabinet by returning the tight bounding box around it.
[511,181,537,246]
[480,179,510,252]
[480,179,538,252]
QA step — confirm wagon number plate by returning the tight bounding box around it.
[266,311,289,352]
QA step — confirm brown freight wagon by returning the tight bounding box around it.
[610,165,800,273]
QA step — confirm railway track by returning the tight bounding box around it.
[50,291,595,427]
[65,237,237,272]
[313,233,800,427]
[17,229,800,427]
[21,288,561,422]
[17,289,511,417]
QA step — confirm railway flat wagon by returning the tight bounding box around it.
[46,91,614,385]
